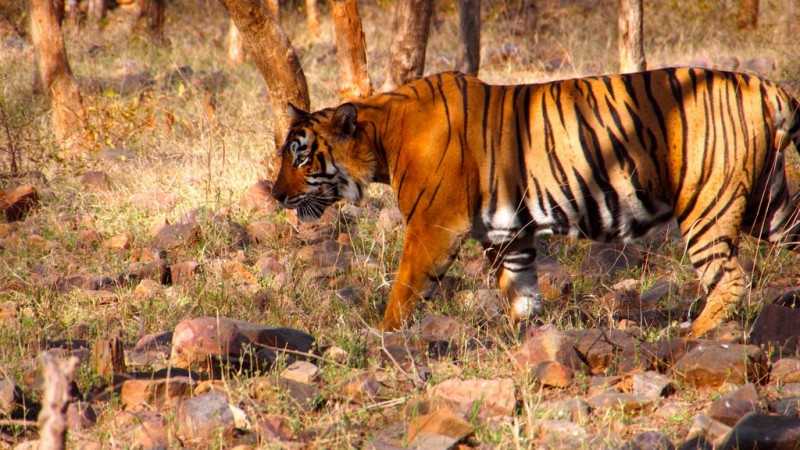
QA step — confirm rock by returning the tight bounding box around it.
[771,358,800,385]
[323,346,349,365]
[632,371,675,400]
[588,392,653,413]
[257,415,294,442]
[535,420,588,447]
[537,258,572,301]
[458,289,504,321]
[255,254,286,284]
[280,361,320,385]
[128,331,172,368]
[420,314,469,345]
[429,377,515,419]
[336,286,365,305]
[541,397,591,422]
[77,228,102,249]
[377,207,404,232]
[342,372,380,403]
[279,378,319,410]
[0,301,17,322]
[620,431,674,450]
[581,242,642,276]
[513,325,584,370]
[707,384,760,426]
[170,317,313,369]
[247,220,283,244]
[531,361,574,388]
[0,377,22,416]
[673,342,767,388]
[769,397,800,417]
[240,180,277,214]
[80,171,112,192]
[587,375,622,396]
[407,406,474,449]
[749,304,800,351]
[134,279,162,300]
[102,232,132,250]
[176,391,236,443]
[687,414,732,446]
[120,376,194,410]
[66,401,97,431]
[152,221,201,251]
[653,338,700,370]
[169,260,201,286]
[91,335,127,380]
[130,412,168,450]
[296,240,352,271]
[1,185,38,222]
[717,413,800,450]
[569,328,651,374]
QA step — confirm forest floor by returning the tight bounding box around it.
[2,0,800,449]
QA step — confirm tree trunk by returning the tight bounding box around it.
[87,0,107,23]
[227,18,245,65]
[382,0,433,91]
[737,0,759,29]
[137,0,166,39]
[37,352,79,450]
[618,0,645,73]
[221,0,310,149]
[456,0,480,76]
[30,0,89,152]
[266,0,280,20]
[306,0,320,35]
[330,0,372,100]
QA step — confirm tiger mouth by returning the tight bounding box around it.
[295,196,337,222]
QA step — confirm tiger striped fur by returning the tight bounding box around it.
[271,68,800,337]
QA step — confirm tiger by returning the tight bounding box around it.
[270,68,800,338]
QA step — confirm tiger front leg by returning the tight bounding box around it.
[380,225,465,331]
[486,243,542,325]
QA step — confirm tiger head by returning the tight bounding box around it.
[271,102,374,222]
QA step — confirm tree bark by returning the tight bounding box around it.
[137,0,166,39]
[30,0,89,152]
[382,0,433,91]
[266,0,280,21]
[618,0,645,73]
[37,352,79,450]
[737,0,759,29]
[456,0,480,76]
[330,0,372,100]
[220,0,310,148]
[227,18,245,65]
[306,0,320,35]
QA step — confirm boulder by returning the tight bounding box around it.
[120,376,194,410]
[1,185,38,222]
[513,325,583,370]
[632,371,675,400]
[569,328,652,373]
[531,361,574,388]
[176,391,236,443]
[407,406,474,450]
[429,377,516,419]
[717,413,800,450]
[152,222,201,250]
[771,358,800,385]
[707,384,760,426]
[673,343,767,388]
[749,304,800,350]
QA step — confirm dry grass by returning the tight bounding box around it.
[1,0,800,448]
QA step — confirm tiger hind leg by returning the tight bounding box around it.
[680,198,748,338]
[485,242,542,324]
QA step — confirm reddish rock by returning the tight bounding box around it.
[134,279,162,300]
[247,220,283,244]
[407,406,474,449]
[429,377,515,419]
[377,207,404,232]
[569,328,652,374]
[280,361,320,384]
[707,383,760,426]
[240,180,277,214]
[653,338,700,370]
[771,358,800,385]
[170,261,201,286]
[131,412,168,450]
[537,258,572,301]
[674,343,767,388]
[513,325,584,370]
[531,361,574,388]
[66,401,97,431]
[632,371,675,400]
[296,239,352,271]
[152,221,201,250]
[1,185,38,222]
[102,232,132,250]
[258,415,294,442]
[588,392,653,413]
[581,242,642,276]
[342,372,380,403]
[120,377,194,410]
[420,314,469,344]
[176,391,236,443]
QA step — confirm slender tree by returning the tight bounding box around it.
[331,0,372,99]
[30,0,89,152]
[618,0,646,73]
[220,0,310,148]
[306,0,320,35]
[456,0,480,76]
[382,0,433,91]
[737,0,759,29]
[136,0,166,40]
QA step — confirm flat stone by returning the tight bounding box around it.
[717,412,800,450]
[120,376,194,410]
[771,358,800,385]
[633,371,675,400]
[429,377,516,419]
[531,361,574,388]
[653,338,700,371]
[569,328,652,374]
[588,392,653,413]
[1,185,38,222]
[176,391,236,443]
[513,325,584,370]
[152,222,201,250]
[707,384,760,426]
[620,431,675,450]
[280,361,320,385]
[407,406,474,449]
[673,343,767,388]
[749,304,800,351]
[420,314,469,344]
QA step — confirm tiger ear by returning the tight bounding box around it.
[287,103,309,125]
[332,103,358,137]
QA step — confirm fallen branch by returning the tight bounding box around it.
[37,351,79,450]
